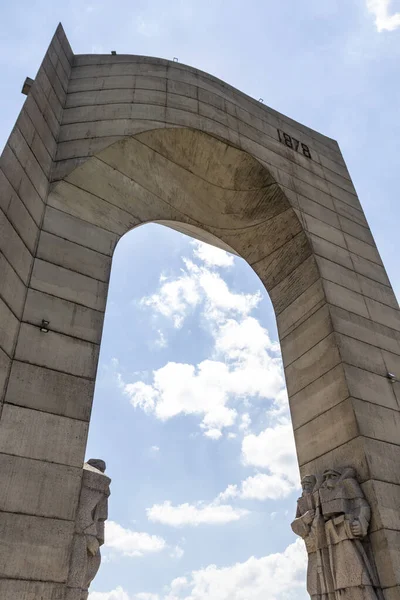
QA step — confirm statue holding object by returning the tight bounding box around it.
[291,467,383,600]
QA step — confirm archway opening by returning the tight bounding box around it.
[84,222,305,599]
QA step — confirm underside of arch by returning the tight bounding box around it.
[50,127,314,318]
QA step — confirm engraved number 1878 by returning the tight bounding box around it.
[277,129,312,160]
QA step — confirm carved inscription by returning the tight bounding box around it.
[278,129,312,159]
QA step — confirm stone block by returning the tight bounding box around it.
[330,305,400,356]
[352,398,400,445]
[324,279,369,318]
[345,233,382,265]
[0,207,33,284]
[0,167,14,213]
[48,181,137,236]
[37,231,111,283]
[0,296,19,356]
[370,529,400,588]
[0,454,81,519]
[43,206,118,255]
[333,197,368,227]
[383,587,400,600]
[7,193,39,252]
[365,297,400,332]
[281,305,332,367]
[0,346,11,402]
[0,512,74,582]
[338,214,374,245]
[23,288,104,344]
[316,255,361,294]
[362,479,400,533]
[364,438,400,485]
[24,91,58,154]
[290,363,349,430]
[335,332,386,375]
[297,194,339,228]
[285,331,341,396]
[344,364,398,410]
[252,230,311,290]
[0,145,45,225]
[276,279,325,338]
[0,403,88,466]
[17,109,53,177]
[294,397,358,465]
[327,180,362,210]
[31,258,108,311]
[309,232,354,270]
[0,579,65,600]
[358,275,398,309]
[42,55,66,106]
[292,177,335,212]
[66,88,135,108]
[0,252,26,318]
[15,323,99,379]
[7,128,49,200]
[303,212,346,248]
[381,349,400,381]
[6,360,94,421]
[270,255,320,315]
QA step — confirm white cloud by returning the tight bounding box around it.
[133,539,307,600]
[105,521,166,557]
[146,501,249,527]
[141,258,260,329]
[170,545,185,559]
[124,316,284,438]
[154,330,167,349]
[204,428,223,440]
[219,473,294,502]
[218,420,300,502]
[191,240,234,268]
[128,243,285,438]
[367,0,400,31]
[241,421,300,489]
[89,588,130,600]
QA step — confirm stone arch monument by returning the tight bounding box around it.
[0,24,399,599]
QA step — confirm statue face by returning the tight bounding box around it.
[323,471,340,490]
[301,478,315,493]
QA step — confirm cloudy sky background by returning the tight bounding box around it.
[1,1,400,599]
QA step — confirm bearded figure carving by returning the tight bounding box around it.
[292,467,383,600]
[67,459,111,600]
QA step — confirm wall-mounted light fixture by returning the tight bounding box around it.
[258,98,264,103]
[173,57,179,62]
[111,50,117,55]
[387,372,397,382]
[40,320,50,333]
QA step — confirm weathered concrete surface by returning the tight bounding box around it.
[0,23,399,599]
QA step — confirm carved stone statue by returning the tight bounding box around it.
[291,475,334,599]
[319,467,382,600]
[292,467,383,600]
[67,458,111,600]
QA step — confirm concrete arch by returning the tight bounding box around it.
[0,24,400,599]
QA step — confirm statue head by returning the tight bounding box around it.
[322,468,342,490]
[87,458,106,473]
[301,474,316,494]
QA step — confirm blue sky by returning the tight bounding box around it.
[1,2,400,599]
